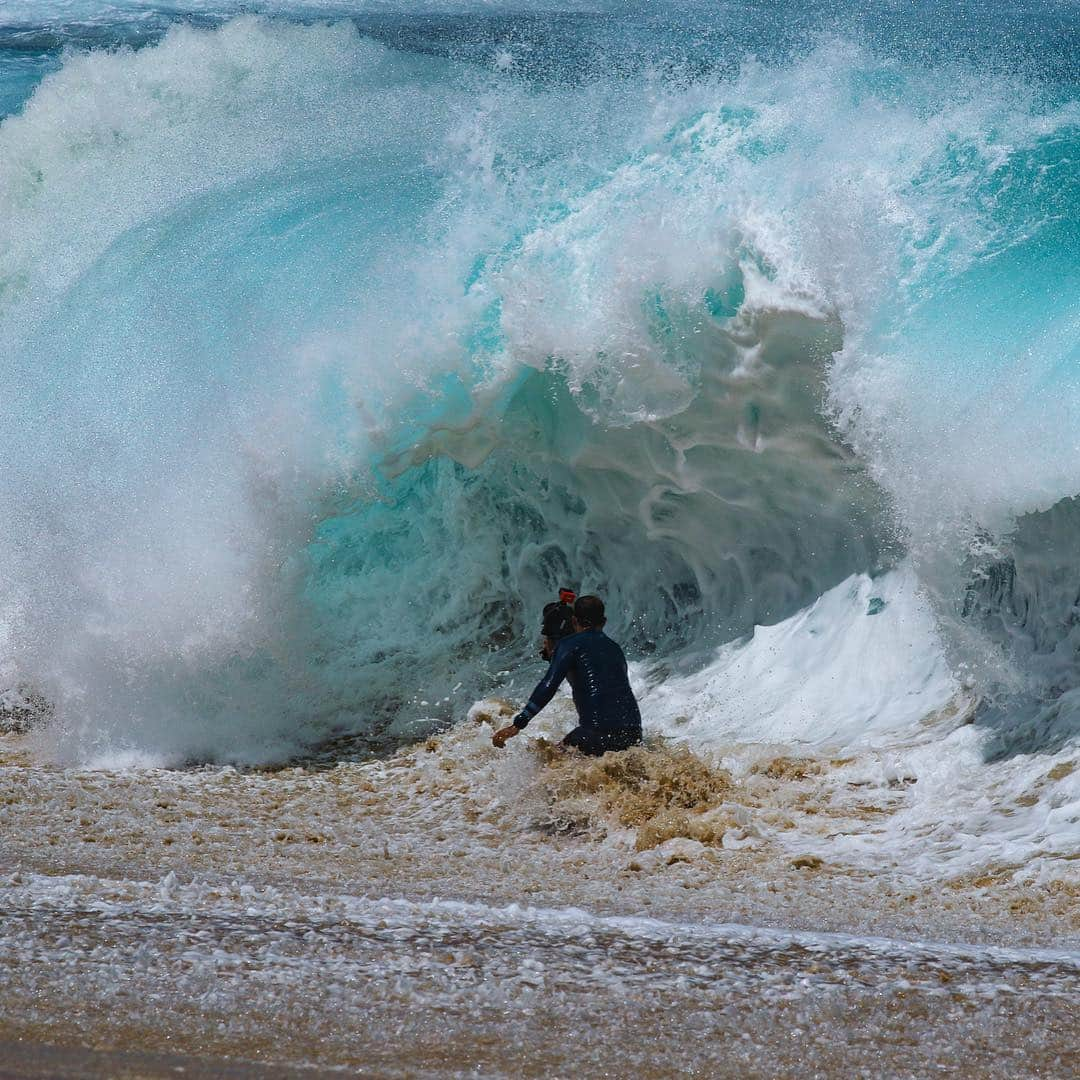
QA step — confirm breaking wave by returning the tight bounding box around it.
[0,3,1077,807]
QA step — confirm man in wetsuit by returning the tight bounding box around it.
[492,594,642,756]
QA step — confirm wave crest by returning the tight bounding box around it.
[0,17,1076,766]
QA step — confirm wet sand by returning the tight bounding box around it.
[1,716,1078,1077]
[1,888,1078,1078]
[0,1040,341,1080]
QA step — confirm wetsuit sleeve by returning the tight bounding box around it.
[514,645,574,729]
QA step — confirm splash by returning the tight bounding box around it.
[0,6,1076,803]
[535,740,735,850]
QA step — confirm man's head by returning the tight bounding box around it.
[573,594,606,631]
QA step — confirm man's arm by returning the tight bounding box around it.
[492,645,574,747]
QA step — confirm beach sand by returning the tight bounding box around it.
[1,717,1077,1078]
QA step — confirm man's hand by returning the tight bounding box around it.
[492,724,520,749]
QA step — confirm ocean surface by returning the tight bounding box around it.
[0,2,1078,1072]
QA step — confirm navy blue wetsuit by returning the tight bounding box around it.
[514,629,642,755]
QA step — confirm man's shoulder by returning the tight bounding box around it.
[555,629,604,659]
[562,629,622,654]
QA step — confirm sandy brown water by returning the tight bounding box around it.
[1,711,1078,1077]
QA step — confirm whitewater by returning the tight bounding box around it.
[0,1,1078,1075]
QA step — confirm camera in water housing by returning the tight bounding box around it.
[539,588,576,660]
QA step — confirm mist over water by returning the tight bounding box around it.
[0,1,1078,788]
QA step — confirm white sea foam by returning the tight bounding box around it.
[635,566,1079,881]
[644,564,958,749]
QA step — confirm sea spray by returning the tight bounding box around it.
[0,6,1076,782]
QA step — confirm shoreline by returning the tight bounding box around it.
[0,1040,344,1080]
[1,873,1077,1078]
[2,724,1077,952]
[1,725,1078,1075]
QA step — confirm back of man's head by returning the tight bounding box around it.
[574,594,606,629]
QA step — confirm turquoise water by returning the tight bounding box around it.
[0,2,1077,763]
